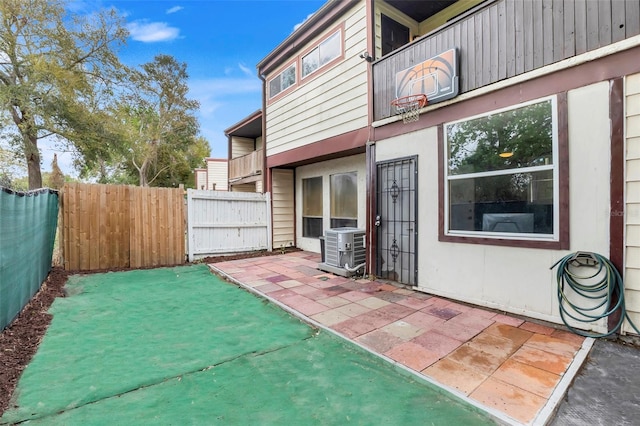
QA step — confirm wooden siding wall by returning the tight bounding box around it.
[195,170,207,190]
[206,160,229,191]
[61,183,185,271]
[265,2,368,157]
[624,72,640,334]
[231,183,258,193]
[186,190,271,261]
[271,169,295,248]
[231,137,255,159]
[373,0,640,121]
[228,149,264,181]
[236,181,263,193]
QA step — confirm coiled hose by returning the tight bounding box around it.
[551,251,640,338]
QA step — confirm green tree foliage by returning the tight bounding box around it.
[0,0,128,189]
[113,55,209,187]
[447,101,553,176]
[0,145,25,189]
[446,100,553,204]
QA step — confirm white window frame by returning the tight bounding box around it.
[301,30,342,79]
[443,96,560,242]
[268,63,296,99]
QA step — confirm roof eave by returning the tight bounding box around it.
[256,0,359,75]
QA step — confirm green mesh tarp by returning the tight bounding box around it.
[1,265,495,425]
[0,188,59,330]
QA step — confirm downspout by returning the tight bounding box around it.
[226,133,232,191]
[608,78,625,333]
[259,73,268,194]
[365,0,376,278]
[259,72,273,250]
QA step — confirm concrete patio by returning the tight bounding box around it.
[210,251,594,425]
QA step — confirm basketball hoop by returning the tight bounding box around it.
[391,94,427,124]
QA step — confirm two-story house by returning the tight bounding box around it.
[256,0,640,336]
[194,158,229,191]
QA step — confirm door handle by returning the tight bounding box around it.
[375,215,381,227]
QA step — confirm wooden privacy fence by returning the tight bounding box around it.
[187,190,271,261]
[61,183,185,271]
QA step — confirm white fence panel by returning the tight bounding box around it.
[187,190,272,261]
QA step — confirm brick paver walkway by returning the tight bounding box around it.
[210,251,592,425]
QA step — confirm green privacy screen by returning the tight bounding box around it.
[0,188,59,330]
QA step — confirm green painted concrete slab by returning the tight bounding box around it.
[1,265,495,425]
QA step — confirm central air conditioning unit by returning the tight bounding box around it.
[318,227,366,277]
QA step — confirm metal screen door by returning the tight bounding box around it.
[376,157,417,285]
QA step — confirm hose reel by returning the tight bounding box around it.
[551,251,639,338]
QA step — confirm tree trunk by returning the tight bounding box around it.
[138,158,149,187]
[25,133,43,190]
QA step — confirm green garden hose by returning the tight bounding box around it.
[551,251,640,338]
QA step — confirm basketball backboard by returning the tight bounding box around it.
[395,48,459,104]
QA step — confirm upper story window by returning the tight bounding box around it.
[301,30,341,78]
[443,97,561,244]
[268,63,296,99]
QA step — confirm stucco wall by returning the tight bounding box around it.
[374,82,611,329]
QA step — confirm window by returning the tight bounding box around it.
[303,177,323,238]
[268,63,296,99]
[444,97,559,242]
[301,31,341,78]
[330,172,357,228]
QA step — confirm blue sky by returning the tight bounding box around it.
[49,0,326,175]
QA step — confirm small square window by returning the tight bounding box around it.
[268,63,296,98]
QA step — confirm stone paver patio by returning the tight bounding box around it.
[210,251,593,425]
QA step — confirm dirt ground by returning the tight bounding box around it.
[0,268,68,415]
[0,248,299,416]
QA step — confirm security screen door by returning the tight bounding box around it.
[376,157,417,285]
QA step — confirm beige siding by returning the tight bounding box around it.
[271,169,295,249]
[231,137,255,159]
[206,160,228,191]
[231,183,257,193]
[265,2,368,157]
[231,180,263,194]
[195,170,207,190]
[624,72,640,334]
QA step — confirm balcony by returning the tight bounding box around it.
[228,149,263,185]
[372,0,640,122]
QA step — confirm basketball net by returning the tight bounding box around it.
[391,94,427,124]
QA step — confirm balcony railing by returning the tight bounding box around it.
[373,0,640,122]
[229,149,263,183]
